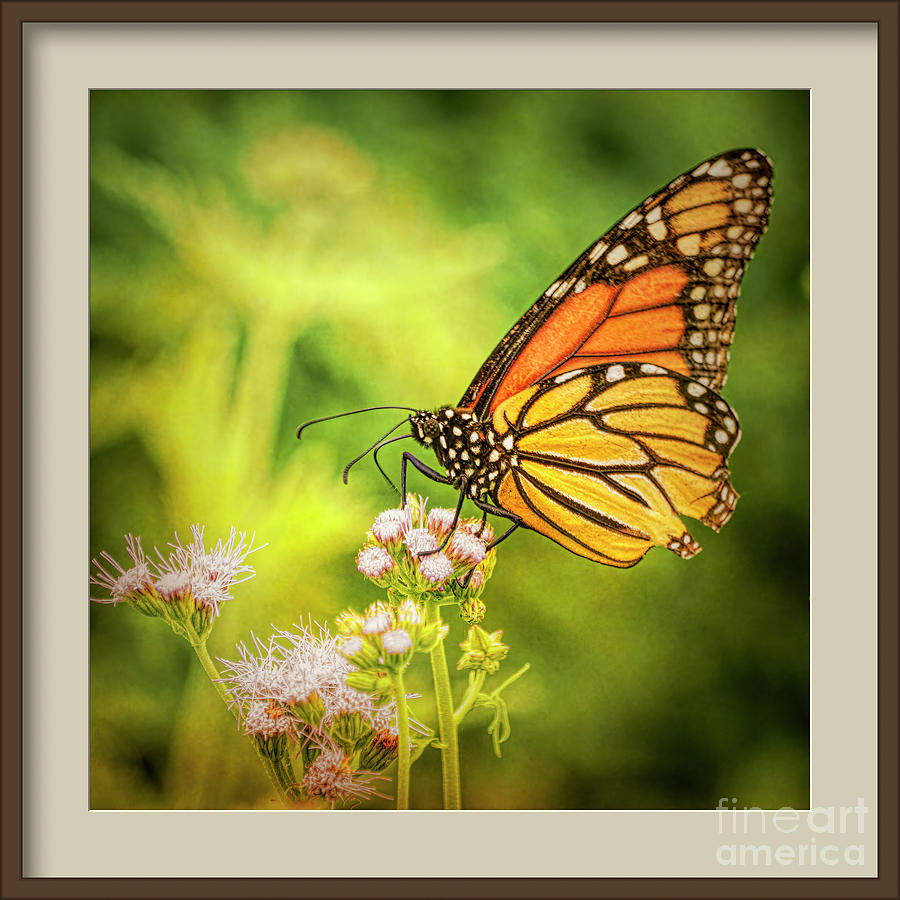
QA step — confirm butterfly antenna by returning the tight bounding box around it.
[342,420,412,484]
[296,406,417,440]
[371,434,414,494]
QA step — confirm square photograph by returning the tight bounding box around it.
[89,89,809,811]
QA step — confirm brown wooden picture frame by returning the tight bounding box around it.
[2,2,897,898]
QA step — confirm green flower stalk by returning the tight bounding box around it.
[350,494,527,809]
[335,597,442,809]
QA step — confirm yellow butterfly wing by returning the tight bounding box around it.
[489,362,740,567]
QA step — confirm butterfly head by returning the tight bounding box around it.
[410,410,441,446]
[410,407,481,458]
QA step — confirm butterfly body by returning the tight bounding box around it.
[411,408,503,500]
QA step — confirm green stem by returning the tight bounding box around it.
[392,670,411,810]
[192,638,294,808]
[425,597,461,810]
[453,670,486,727]
[491,662,532,698]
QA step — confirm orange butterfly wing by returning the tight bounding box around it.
[460,149,773,417]
[489,363,742,566]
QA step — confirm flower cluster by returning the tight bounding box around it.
[218,619,422,805]
[356,495,497,610]
[336,597,448,682]
[90,525,261,642]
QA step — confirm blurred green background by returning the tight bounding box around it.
[90,90,809,810]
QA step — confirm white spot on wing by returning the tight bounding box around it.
[605,364,626,383]
[554,369,584,384]
[623,254,649,272]
[588,241,608,262]
[606,244,628,265]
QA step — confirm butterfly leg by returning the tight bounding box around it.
[418,480,468,557]
[470,497,523,551]
[454,498,524,588]
[400,451,452,509]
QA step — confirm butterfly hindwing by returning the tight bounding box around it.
[488,362,740,566]
[460,149,773,417]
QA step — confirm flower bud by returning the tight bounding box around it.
[459,596,486,624]
[417,620,450,653]
[371,508,412,545]
[335,608,366,636]
[356,545,395,585]
[338,634,382,669]
[380,628,413,656]
[345,670,393,697]
[418,552,453,585]
[362,611,393,635]
[291,690,326,728]
[461,518,495,544]
[358,728,400,773]
[329,711,372,753]
[447,530,487,566]
[457,625,510,674]
[427,507,457,537]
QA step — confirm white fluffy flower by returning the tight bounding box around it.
[356,546,394,578]
[302,746,386,805]
[418,552,453,584]
[90,534,154,603]
[404,527,437,557]
[380,628,413,655]
[371,508,411,544]
[427,507,457,535]
[448,530,487,565]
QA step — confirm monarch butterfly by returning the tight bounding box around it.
[299,149,772,569]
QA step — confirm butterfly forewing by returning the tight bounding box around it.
[460,149,773,418]
[488,363,741,566]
